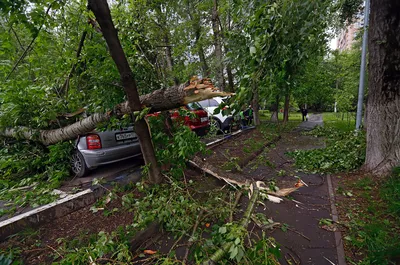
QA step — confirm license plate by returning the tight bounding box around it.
[201,117,208,122]
[115,132,135,141]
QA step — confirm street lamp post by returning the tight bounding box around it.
[355,0,370,130]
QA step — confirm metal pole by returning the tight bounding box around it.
[356,0,370,130]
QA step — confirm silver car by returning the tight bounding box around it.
[71,126,142,177]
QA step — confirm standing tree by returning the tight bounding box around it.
[228,0,331,124]
[87,0,162,183]
[211,0,225,91]
[365,0,400,175]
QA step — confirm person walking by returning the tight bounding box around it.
[301,107,308,121]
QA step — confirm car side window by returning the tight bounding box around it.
[187,102,203,110]
[209,99,219,107]
[198,100,209,108]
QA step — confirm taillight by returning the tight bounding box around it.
[222,106,228,111]
[86,134,102,150]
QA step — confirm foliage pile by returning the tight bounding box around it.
[0,141,73,217]
[0,178,280,264]
[289,126,366,173]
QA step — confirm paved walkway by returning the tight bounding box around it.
[241,113,346,265]
[296,113,324,131]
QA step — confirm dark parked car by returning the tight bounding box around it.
[71,126,142,178]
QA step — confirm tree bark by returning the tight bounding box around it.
[226,64,234,92]
[283,93,290,123]
[164,33,179,86]
[189,10,210,78]
[365,0,400,175]
[88,0,162,184]
[0,78,232,145]
[252,80,260,126]
[270,95,279,122]
[195,29,209,78]
[211,0,225,91]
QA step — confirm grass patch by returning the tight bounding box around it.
[323,112,356,132]
[341,172,400,265]
[259,110,302,122]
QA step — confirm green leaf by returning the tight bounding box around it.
[234,237,241,245]
[229,245,238,259]
[219,226,227,234]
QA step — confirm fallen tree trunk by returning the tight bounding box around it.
[0,77,232,145]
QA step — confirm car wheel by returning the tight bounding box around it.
[71,151,89,178]
[210,118,222,134]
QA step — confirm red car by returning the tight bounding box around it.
[147,102,210,136]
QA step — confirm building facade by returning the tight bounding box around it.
[337,18,364,51]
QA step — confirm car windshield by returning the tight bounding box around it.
[187,102,203,110]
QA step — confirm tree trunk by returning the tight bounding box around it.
[211,0,225,91]
[226,64,234,92]
[364,0,400,175]
[0,78,232,145]
[88,0,161,184]
[363,95,368,130]
[252,80,260,126]
[283,93,290,123]
[191,14,209,78]
[164,34,179,86]
[270,95,279,122]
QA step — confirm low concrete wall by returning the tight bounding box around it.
[0,165,143,242]
[0,186,106,241]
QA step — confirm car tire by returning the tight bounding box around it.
[71,151,89,178]
[210,118,222,134]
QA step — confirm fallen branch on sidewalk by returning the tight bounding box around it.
[189,157,304,204]
[202,182,260,265]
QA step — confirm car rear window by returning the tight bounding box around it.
[187,102,203,110]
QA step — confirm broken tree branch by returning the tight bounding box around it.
[229,190,243,222]
[183,209,204,263]
[189,156,301,204]
[202,182,259,265]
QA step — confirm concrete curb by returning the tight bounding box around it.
[205,126,255,148]
[327,174,347,265]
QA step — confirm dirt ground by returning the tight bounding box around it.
[1,122,340,264]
